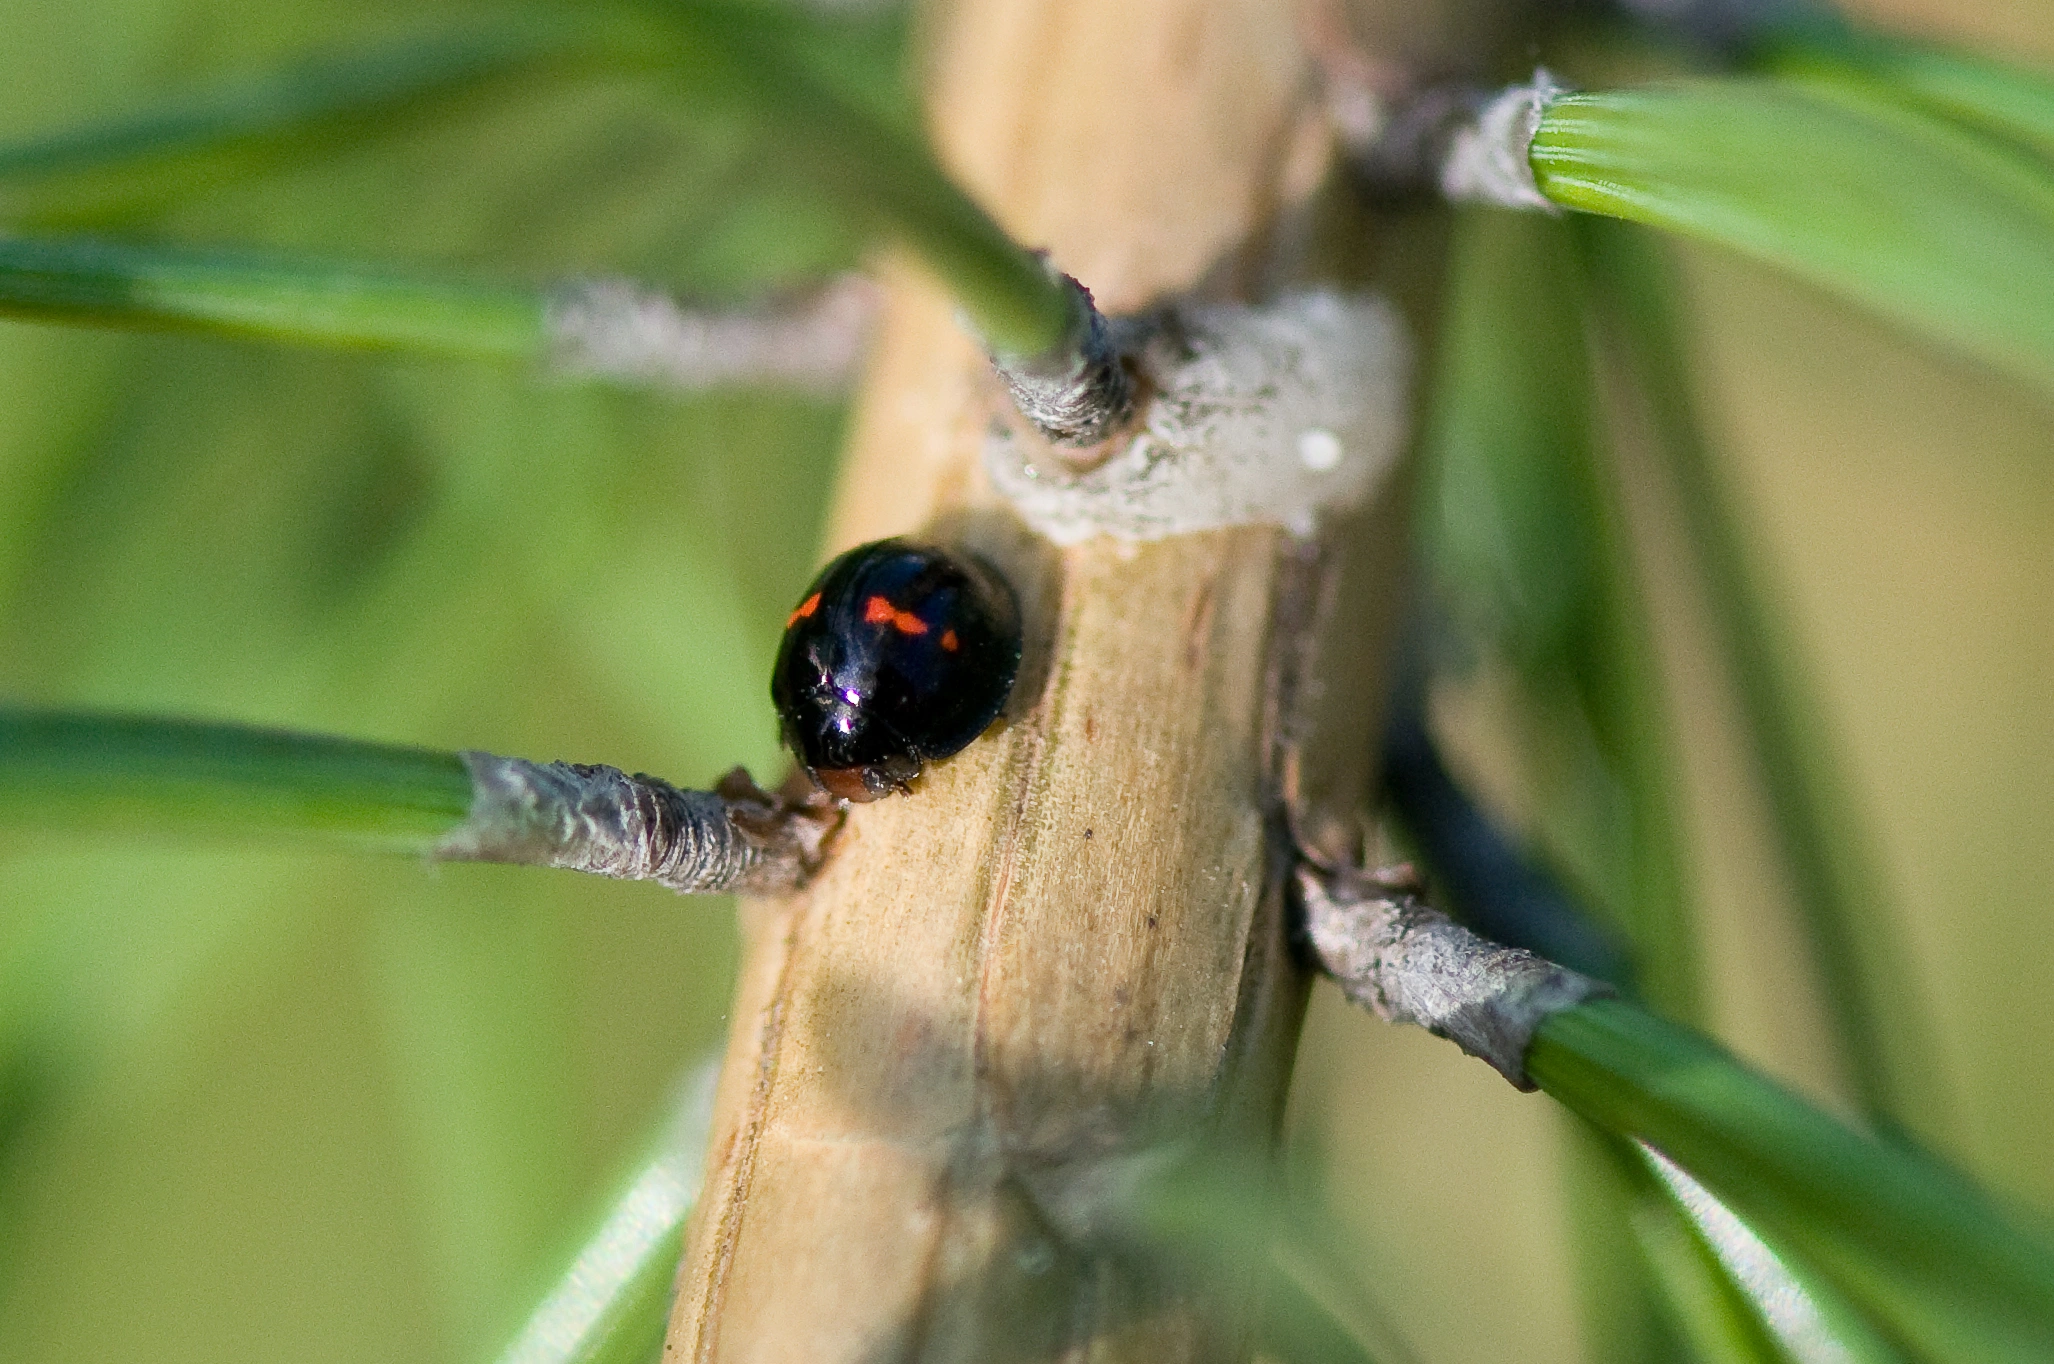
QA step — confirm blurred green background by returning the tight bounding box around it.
[0,2,2050,1362]
[0,2,870,1359]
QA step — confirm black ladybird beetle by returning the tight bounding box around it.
[771,538,1022,801]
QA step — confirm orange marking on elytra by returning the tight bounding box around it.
[786,592,821,628]
[941,628,959,652]
[864,595,929,636]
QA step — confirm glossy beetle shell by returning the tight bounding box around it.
[770,539,1022,801]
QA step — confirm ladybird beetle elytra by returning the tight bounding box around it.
[771,538,1023,801]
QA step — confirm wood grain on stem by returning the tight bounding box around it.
[665,3,1413,1360]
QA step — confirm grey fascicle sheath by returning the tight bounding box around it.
[1297,866,1613,1089]
[987,270,1134,447]
[435,753,769,893]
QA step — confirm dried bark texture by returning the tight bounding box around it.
[434,757,837,894]
[1296,865,1613,1089]
[666,3,1411,1360]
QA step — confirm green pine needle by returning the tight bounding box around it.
[1577,217,1944,1136]
[0,2,1072,363]
[1530,998,2054,1364]
[0,238,543,357]
[1532,80,2054,404]
[0,709,473,848]
[645,1,1071,356]
[0,23,634,228]
[488,1062,718,1364]
[1768,36,2054,162]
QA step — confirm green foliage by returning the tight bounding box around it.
[1531,999,2054,1362]
[0,709,471,846]
[2,3,2053,1364]
[1532,79,2054,403]
[490,1060,716,1364]
[1575,218,1942,1137]
[638,0,1074,355]
[1438,28,2054,1363]
[1635,1142,1908,1364]
[0,238,542,355]
[0,4,841,1359]
[0,23,631,229]
[0,0,1071,360]
[1623,1183,1795,1364]
[1422,206,1696,1021]
[1769,33,2054,160]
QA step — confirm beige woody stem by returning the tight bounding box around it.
[665,2,1417,1360]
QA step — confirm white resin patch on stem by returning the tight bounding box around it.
[985,291,1411,544]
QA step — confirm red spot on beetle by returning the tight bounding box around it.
[786,592,821,628]
[864,595,929,635]
[941,628,959,652]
